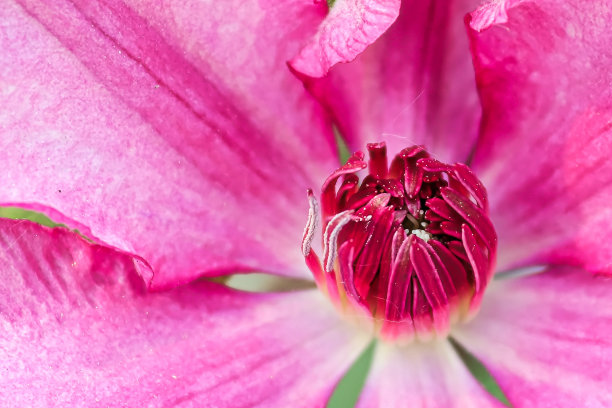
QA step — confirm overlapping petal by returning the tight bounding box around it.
[453,267,612,407]
[356,341,499,407]
[467,0,612,274]
[0,219,370,407]
[300,0,482,163]
[0,0,338,288]
[289,0,401,78]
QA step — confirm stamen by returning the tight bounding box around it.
[301,189,319,256]
[367,142,388,179]
[322,210,354,272]
[410,229,432,242]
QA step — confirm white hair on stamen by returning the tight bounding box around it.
[323,210,353,272]
[301,191,319,256]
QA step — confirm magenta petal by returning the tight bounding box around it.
[289,0,401,78]
[0,0,338,287]
[411,238,450,335]
[467,0,612,274]
[302,0,482,162]
[454,267,612,406]
[384,236,413,322]
[0,219,370,406]
[357,342,499,407]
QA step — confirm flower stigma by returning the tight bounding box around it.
[302,142,497,344]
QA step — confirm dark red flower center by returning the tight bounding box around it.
[302,143,497,342]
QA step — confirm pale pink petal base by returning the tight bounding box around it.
[0,0,338,288]
[357,341,499,407]
[453,267,612,407]
[289,0,401,78]
[0,219,370,407]
[301,0,483,163]
[468,0,612,274]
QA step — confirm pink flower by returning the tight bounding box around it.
[1,0,612,407]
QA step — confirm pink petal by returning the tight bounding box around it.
[468,0,527,32]
[467,0,612,274]
[453,267,612,406]
[357,341,499,407]
[0,219,370,406]
[0,0,338,288]
[301,0,483,162]
[289,0,401,78]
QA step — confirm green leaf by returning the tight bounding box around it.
[334,126,351,165]
[0,206,62,227]
[450,337,512,407]
[0,206,91,241]
[327,340,376,407]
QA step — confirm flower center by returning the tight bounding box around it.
[302,143,497,343]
